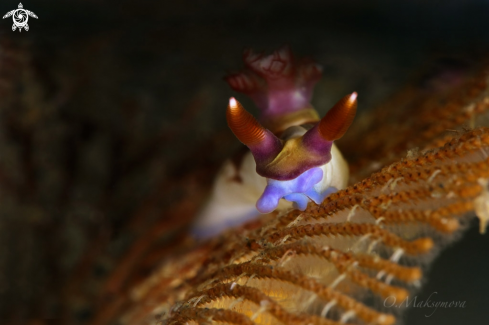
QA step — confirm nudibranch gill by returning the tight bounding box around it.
[193,46,357,237]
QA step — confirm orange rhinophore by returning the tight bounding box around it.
[226,97,266,146]
[318,92,358,141]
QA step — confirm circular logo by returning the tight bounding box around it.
[13,9,28,28]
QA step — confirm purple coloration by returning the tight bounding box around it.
[261,89,311,121]
[226,47,336,182]
[248,129,283,165]
[302,124,335,155]
[283,193,310,210]
[253,128,333,181]
[226,46,322,123]
[256,167,326,213]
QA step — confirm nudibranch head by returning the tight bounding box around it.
[226,94,357,181]
[225,47,357,213]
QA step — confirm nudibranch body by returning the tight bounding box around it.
[193,47,357,238]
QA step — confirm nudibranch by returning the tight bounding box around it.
[193,46,357,237]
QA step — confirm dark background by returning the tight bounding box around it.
[0,0,488,324]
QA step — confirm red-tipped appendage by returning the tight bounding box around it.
[302,92,358,154]
[318,92,358,141]
[226,98,283,166]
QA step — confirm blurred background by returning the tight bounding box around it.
[0,0,488,324]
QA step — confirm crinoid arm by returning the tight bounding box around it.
[107,43,489,325]
[122,63,489,324]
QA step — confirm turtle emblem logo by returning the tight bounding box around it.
[3,3,38,32]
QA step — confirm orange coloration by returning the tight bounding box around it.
[226,97,266,146]
[95,59,489,325]
[319,92,358,141]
